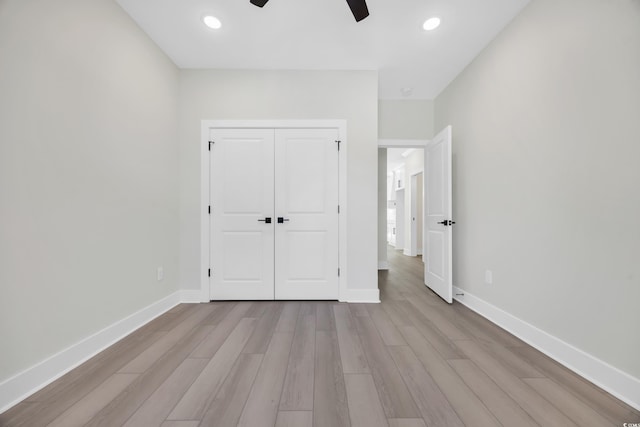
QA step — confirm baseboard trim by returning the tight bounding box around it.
[453,286,640,411]
[0,291,184,414]
[341,288,380,303]
[378,261,389,270]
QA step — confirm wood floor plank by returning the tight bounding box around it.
[451,303,526,347]
[457,339,578,427]
[276,302,301,332]
[242,302,284,354]
[387,419,427,427]
[237,332,294,427]
[479,341,545,378]
[353,317,420,418]
[396,301,464,359]
[24,322,167,404]
[523,378,615,427]
[380,300,414,327]
[315,302,336,331]
[47,374,138,427]
[244,301,268,318]
[511,345,640,424]
[298,301,316,317]
[344,374,389,427]
[397,326,500,427]
[314,331,350,427]
[135,304,193,334]
[122,358,208,427]
[387,346,464,427]
[119,304,214,373]
[200,353,264,427]
[275,411,313,427]
[166,303,190,315]
[160,421,200,427]
[5,331,166,427]
[189,302,253,358]
[168,318,256,420]
[134,304,199,337]
[367,304,406,346]
[84,323,215,427]
[349,303,370,317]
[406,298,467,341]
[0,402,39,427]
[280,309,316,410]
[201,302,236,325]
[448,359,539,427]
[333,304,370,374]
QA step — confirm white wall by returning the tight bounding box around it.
[435,0,640,380]
[402,150,424,256]
[0,0,179,383]
[178,70,379,296]
[378,149,388,269]
[379,100,434,140]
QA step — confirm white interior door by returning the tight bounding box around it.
[274,129,339,300]
[210,128,275,300]
[424,126,453,303]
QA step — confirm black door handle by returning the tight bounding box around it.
[277,217,290,224]
[437,220,447,225]
[258,217,272,223]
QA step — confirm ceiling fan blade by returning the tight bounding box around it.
[250,0,269,7]
[346,0,369,22]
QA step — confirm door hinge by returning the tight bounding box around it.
[338,268,341,277]
[208,268,211,277]
[208,205,211,214]
[208,140,214,151]
[335,140,341,151]
[337,205,340,214]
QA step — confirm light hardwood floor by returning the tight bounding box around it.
[2,248,639,426]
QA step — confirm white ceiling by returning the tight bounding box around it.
[116,0,529,100]
[387,148,406,172]
[387,148,419,172]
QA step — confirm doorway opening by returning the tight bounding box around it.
[378,126,454,303]
[382,147,426,277]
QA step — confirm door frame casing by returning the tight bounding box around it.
[200,120,348,302]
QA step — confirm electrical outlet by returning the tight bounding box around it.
[157,267,164,281]
[485,270,493,284]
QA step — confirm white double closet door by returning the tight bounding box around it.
[210,128,339,300]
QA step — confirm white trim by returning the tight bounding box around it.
[340,288,380,303]
[0,291,184,414]
[378,261,389,270]
[201,119,348,302]
[453,287,640,411]
[379,138,428,148]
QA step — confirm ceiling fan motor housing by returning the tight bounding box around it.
[249,0,370,22]
[250,0,269,7]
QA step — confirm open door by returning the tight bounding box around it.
[424,126,453,303]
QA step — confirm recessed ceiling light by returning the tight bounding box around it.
[423,17,441,31]
[203,15,222,30]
